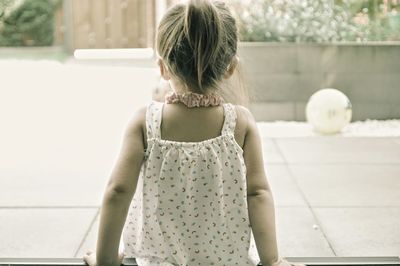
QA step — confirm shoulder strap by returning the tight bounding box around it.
[146,101,164,139]
[221,103,237,136]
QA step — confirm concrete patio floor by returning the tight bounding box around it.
[0,59,398,260]
[0,133,399,259]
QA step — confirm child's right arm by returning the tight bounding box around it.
[240,107,302,266]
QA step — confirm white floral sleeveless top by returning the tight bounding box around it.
[122,101,260,266]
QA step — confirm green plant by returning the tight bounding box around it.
[345,0,400,41]
[0,0,55,46]
[230,0,400,42]
[0,0,14,18]
[231,0,358,42]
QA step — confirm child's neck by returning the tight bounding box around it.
[168,79,189,94]
[168,79,215,95]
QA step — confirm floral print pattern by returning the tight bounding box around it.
[122,101,260,266]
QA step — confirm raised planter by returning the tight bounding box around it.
[237,42,400,122]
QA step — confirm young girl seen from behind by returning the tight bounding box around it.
[83,1,304,265]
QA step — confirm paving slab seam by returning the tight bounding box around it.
[271,138,338,256]
[73,208,100,258]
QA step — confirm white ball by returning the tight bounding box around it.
[306,88,352,134]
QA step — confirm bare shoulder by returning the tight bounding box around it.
[234,106,269,194]
[124,105,147,147]
[233,104,257,134]
[126,105,146,131]
[106,105,148,196]
[232,104,257,148]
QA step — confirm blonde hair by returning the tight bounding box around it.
[156,0,239,95]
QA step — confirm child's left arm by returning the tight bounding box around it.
[84,107,146,266]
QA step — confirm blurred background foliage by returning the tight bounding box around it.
[230,0,400,42]
[0,0,61,46]
[0,0,399,46]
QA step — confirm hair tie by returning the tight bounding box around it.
[165,91,224,107]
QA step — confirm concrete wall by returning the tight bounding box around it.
[238,42,400,122]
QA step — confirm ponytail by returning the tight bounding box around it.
[183,0,223,92]
[156,0,238,94]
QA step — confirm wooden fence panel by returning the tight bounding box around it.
[91,0,107,48]
[68,0,156,50]
[126,0,140,48]
[145,0,156,47]
[54,3,65,45]
[71,0,91,49]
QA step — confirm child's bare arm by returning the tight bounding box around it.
[240,107,280,266]
[95,107,146,266]
[241,107,304,266]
